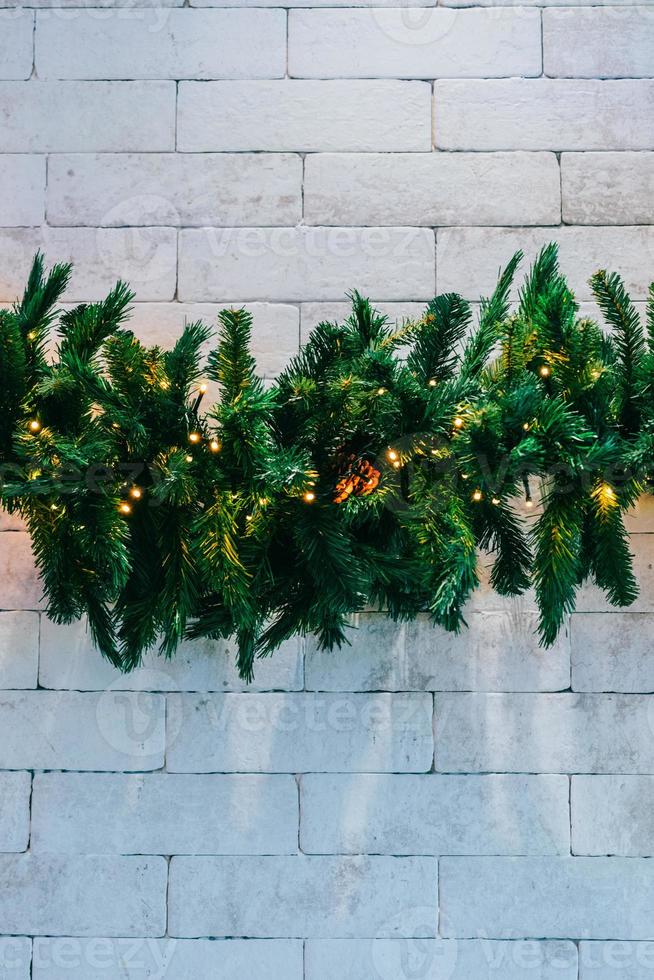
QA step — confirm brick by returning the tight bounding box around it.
[571,613,654,693]
[178,80,431,152]
[437,227,654,301]
[0,612,37,688]
[0,11,32,79]
[305,611,570,692]
[0,772,30,852]
[289,8,541,79]
[194,0,438,7]
[572,776,654,857]
[169,855,437,937]
[32,939,303,980]
[300,773,570,855]
[304,152,560,227]
[6,0,182,5]
[32,772,298,854]
[0,938,30,979]
[301,301,425,337]
[178,227,435,302]
[0,855,166,936]
[39,617,303,691]
[434,79,654,150]
[440,857,654,939]
[544,8,654,78]
[625,495,654,533]
[0,81,175,152]
[0,228,176,302]
[0,532,43,609]
[562,152,654,225]
[167,693,433,772]
[305,939,578,980]
[47,153,302,227]
[37,9,285,80]
[0,156,45,226]
[0,691,165,770]
[435,693,654,774]
[442,0,643,4]
[579,941,654,979]
[0,508,26,531]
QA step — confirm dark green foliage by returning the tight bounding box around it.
[1,249,653,679]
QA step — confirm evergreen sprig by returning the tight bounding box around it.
[1,249,653,678]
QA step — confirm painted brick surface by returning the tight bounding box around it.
[440,857,654,939]
[178,80,431,151]
[305,939,578,979]
[288,8,541,79]
[31,939,304,980]
[169,855,438,937]
[435,693,654,774]
[300,773,570,855]
[47,153,303,227]
[166,692,434,772]
[31,772,298,854]
[36,9,287,80]
[572,776,654,856]
[0,855,167,936]
[304,152,560,226]
[1,0,653,957]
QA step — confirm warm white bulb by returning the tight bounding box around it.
[387,449,398,462]
[472,489,483,502]
[209,439,221,453]
[189,432,201,444]
[539,365,551,378]
[453,417,464,430]
[28,419,41,433]
[303,491,316,503]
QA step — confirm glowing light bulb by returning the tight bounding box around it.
[119,502,132,516]
[492,497,500,505]
[539,365,551,378]
[189,432,201,444]
[209,439,221,453]
[129,487,142,500]
[525,498,534,509]
[453,417,464,430]
[303,491,316,503]
[185,454,193,463]
[28,419,41,433]
[472,489,483,502]
[523,422,530,431]
[199,383,208,394]
[387,449,398,462]
[428,379,437,387]
[377,387,387,396]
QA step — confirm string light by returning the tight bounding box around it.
[28,420,41,433]
[199,383,208,394]
[129,487,142,500]
[209,439,221,453]
[525,498,534,510]
[377,387,387,396]
[453,417,464,430]
[539,365,551,378]
[472,489,483,502]
[428,379,437,387]
[461,473,469,481]
[185,454,193,463]
[119,502,132,516]
[492,497,500,505]
[303,491,316,503]
[188,432,201,444]
[387,449,398,462]
[523,422,530,431]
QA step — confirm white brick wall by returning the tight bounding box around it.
[1,0,654,969]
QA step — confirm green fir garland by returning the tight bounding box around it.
[1,246,652,679]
